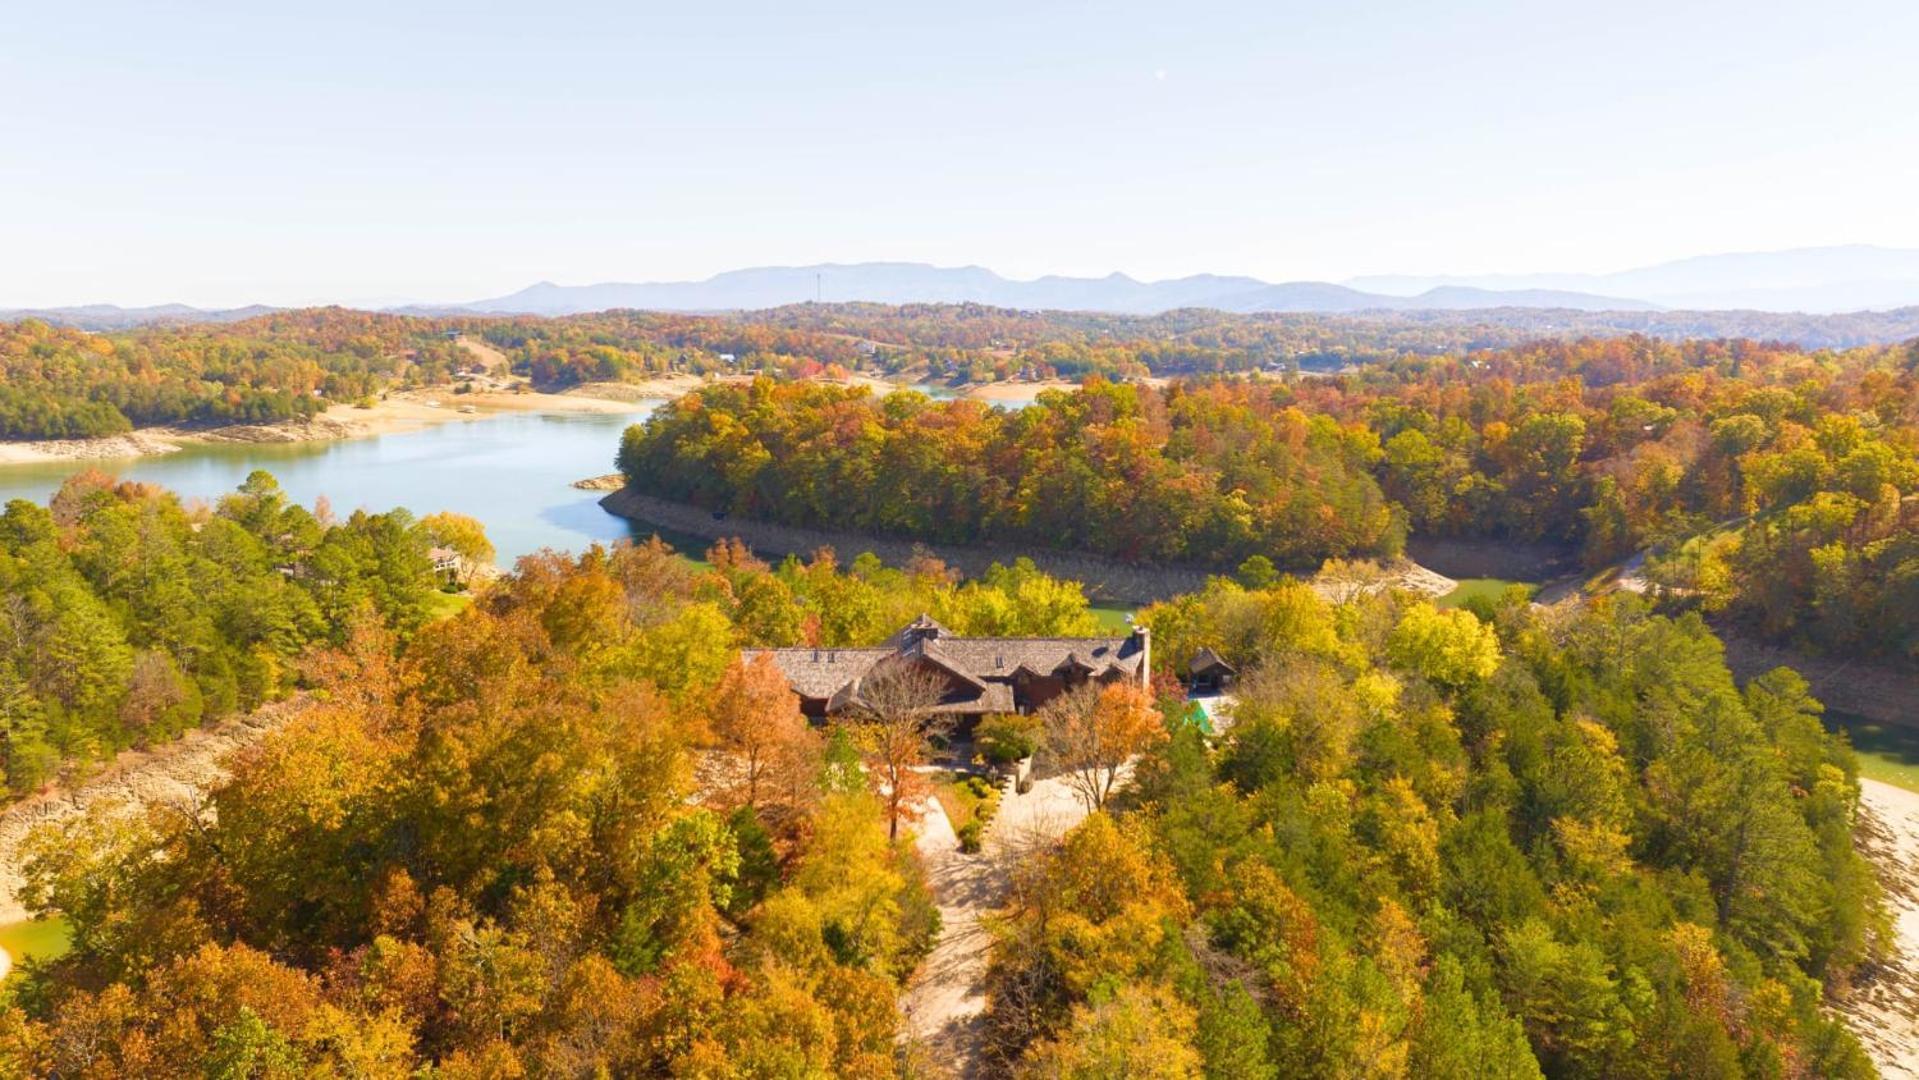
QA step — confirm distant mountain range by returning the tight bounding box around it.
[452,263,1659,317]
[452,247,1919,317]
[10,246,1919,330]
[1350,245,1919,314]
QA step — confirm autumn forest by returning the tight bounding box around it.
[0,303,1914,1078]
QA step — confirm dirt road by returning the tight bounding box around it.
[900,774,1097,1077]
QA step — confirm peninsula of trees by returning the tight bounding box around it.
[618,336,1919,667]
[0,472,479,796]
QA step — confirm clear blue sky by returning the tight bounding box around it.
[4,0,1916,307]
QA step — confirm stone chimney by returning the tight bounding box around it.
[1133,624,1151,695]
[902,613,942,646]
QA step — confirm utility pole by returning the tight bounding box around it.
[816,272,822,304]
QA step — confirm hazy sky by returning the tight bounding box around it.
[4,0,1917,307]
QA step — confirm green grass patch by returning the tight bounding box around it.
[1089,605,1134,633]
[1826,711,1919,794]
[0,917,72,970]
[425,590,474,622]
[1437,578,1537,609]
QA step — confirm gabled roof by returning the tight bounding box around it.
[932,635,1146,680]
[753,647,891,699]
[897,637,991,692]
[745,619,1149,716]
[1189,647,1236,676]
[1056,651,1098,674]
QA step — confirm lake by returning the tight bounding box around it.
[0,408,659,565]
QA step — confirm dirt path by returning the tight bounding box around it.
[455,336,512,376]
[901,774,1094,1076]
[1842,778,1919,1079]
[0,701,305,923]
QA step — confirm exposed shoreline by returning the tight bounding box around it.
[961,378,1080,402]
[0,700,308,925]
[597,486,1453,605]
[0,374,1109,467]
[599,487,1215,603]
[0,385,652,466]
[1843,778,1919,1078]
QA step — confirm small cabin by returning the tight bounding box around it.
[1188,647,1237,694]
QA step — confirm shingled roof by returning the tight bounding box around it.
[746,618,1148,717]
[754,647,891,699]
[1189,647,1236,676]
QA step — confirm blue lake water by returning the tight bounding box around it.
[0,408,659,565]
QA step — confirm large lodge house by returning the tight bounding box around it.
[747,614,1151,726]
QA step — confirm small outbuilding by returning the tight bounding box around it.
[1188,647,1237,693]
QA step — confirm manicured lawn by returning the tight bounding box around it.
[1089,605,1135,633]
[425,590,474,621]
[0,917,72,970]
[1437,578,1537,609]
[1826,711,1919,793]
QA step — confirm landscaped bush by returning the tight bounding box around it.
[965,776,1001,825]
[977,712,1043,766]
[939,772,1002,853]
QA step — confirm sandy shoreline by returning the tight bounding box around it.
[0,372,1080,466]
[0,386,654,466]
[962,379,1078,402]
[1843,778,1919,1078]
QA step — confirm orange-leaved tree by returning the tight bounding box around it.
[844,659,950,841]
[1042,681,1164,812]
[709,652,809,809]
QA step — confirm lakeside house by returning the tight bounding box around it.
[747,614,1151,727]
[428,546,462,576]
